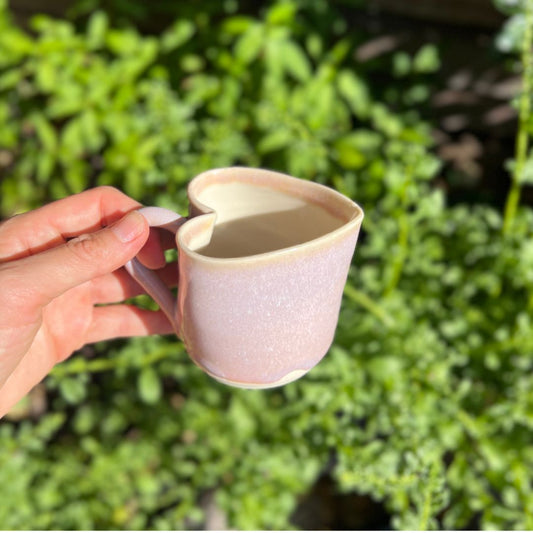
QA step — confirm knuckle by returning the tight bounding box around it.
[0,215,24,257]
[0,264,17,300]
[66,233,106,264]
[95,185,121,197]
[0,214,20,231]
[0,262,34,311]
[94,185,132,205]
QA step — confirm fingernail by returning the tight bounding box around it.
[111,211,146,243]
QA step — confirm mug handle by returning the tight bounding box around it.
[124,207,187,330]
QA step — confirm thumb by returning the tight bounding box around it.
[10,210,149,306]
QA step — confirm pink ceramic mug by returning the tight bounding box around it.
[125,167,364,389]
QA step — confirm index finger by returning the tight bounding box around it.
[0,186,142,262]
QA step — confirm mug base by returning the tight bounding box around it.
[198,364,309,389]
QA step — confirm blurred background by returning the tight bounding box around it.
[1,0,533,530]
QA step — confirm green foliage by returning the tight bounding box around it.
[1,0,532,530]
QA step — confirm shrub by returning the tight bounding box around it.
[1,0,532,529]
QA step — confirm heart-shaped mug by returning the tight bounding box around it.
[125,167,364,389]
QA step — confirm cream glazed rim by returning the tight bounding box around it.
[176,166,365,265]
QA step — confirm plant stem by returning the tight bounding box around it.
[384,207,409,295]
[418,461,439,531]
[51,343,183,377]
[503,0,533,235]
[384,163,413,296]
[343,283,394,327]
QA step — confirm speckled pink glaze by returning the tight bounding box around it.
[125,167,363,389]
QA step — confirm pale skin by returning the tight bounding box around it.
[0,187,177,418]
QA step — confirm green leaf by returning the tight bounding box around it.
[393,51,411,77]
[334,137,367,169]
[413,44,440,73]
[61,116,84,156]
[59,377,87,405]
[160,19,195,53]
[234,23,264,65]
[87,11,108,49]
[63,163,88,193]
[36,153,55,183]
[0,67,22,90]
[106,29,140,55]
[180,54,205,73]
[48,84,85,118]
[73,406,96,434]
[338,130,382,152]
[496,14,526,53]
[306,33,323,59]
[32,113,57,152]
[493,0,526,16]
[264,38,285,78]
[228,396,257,439]
[30,14,54,34]
[258,128,293,154]
[137,136,159,159]
[138,367,162,404]
[372,103,402,137]
[266,2,297,26]
[281,40,311,82]
[36,61,56,92]
[80,109,105,152]
[328,38,351,65]
[0,26,33,66]
[337,70,371,119]
[518,153,533,184]
[221,15,255,35]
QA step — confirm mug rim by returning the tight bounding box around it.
[177,166,364,265]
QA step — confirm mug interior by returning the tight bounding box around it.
[183,168,362,259]
[195,182,345,258]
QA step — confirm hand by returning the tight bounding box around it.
[0,187,175,417]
